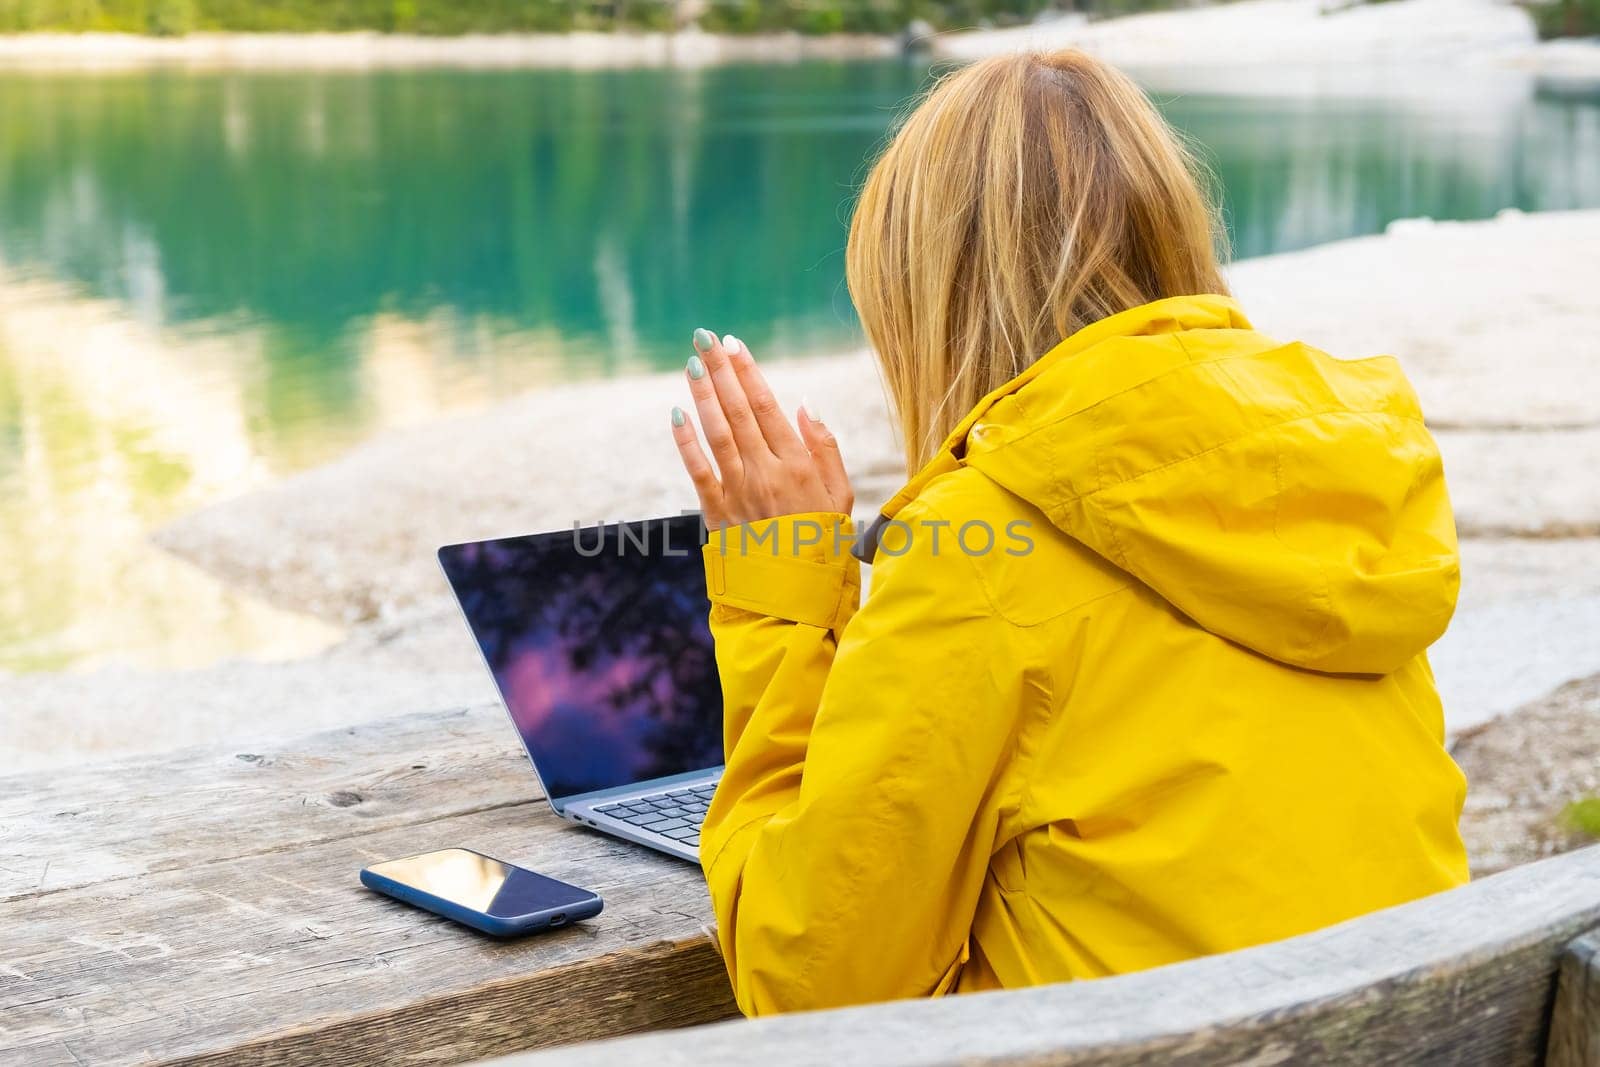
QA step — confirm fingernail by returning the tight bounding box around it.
[686,355,706,380]
[802,397,822,423]
[722,334,742,356]
[671,406,686,427]
[693,328,714,352]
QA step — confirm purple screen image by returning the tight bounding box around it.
[439,515,723,800]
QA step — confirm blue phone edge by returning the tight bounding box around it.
[359,863,603,938]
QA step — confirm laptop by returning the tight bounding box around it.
[438,513,723,864]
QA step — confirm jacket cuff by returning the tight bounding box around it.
[703,513,860,632]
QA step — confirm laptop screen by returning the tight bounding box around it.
[438,514,723,803]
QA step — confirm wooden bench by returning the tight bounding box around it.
[0,706,739,1065]
[489,843,1600,1067]
[3,704,1596,1065]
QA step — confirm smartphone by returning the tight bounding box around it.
[360,847,603,937]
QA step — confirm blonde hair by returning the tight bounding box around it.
[846,50,1229,473]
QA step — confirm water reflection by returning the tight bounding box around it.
[1162,81,1600,257]
[0,271,342,670]
[0,62,1597,671]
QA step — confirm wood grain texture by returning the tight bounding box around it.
[494,845,1600,1067]
[0,708,738,1066]
[0,705,531,902]
[1549,930,1600,1067]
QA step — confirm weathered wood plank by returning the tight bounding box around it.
[1549,930,1600,1067]
[0,709,739,1065]
[492,845,1600,1067]
[0,806,736,1065]
[0,705,526,903]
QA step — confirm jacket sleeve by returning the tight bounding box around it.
[699,504,1030,1015]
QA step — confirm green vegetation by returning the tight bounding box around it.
[0,0,600,33]
[0,0,1133,35]
[700,0,1055,35]
[1562,796,1600,839]
[1527,0,1600,37]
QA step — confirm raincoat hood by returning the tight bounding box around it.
[871,295,1460,676]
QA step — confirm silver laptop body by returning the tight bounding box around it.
[561,768,721,863]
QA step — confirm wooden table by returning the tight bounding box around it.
[0,706,740,1066]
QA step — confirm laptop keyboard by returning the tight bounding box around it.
[593,782,716,848]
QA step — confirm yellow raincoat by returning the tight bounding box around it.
[699,294,1469,1015]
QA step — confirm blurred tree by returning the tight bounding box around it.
[147,0,196,33]
[1528,0,1598,37]
[0,0,1140,34]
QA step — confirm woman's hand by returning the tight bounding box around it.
[671,329,853,530]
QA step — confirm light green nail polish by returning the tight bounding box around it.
[693,328,714,352]
[671,406,686,427]
[687,355,706,380]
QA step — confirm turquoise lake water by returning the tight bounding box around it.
[0,62,1597,671]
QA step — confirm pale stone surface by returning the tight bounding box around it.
[0,607,497,774]
[1437,431,1600,539]
[1434,540,1600,733]
[935,0,1536,72]
[1228,212,1600,432]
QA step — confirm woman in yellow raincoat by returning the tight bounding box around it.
[668,49,1469,1016]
